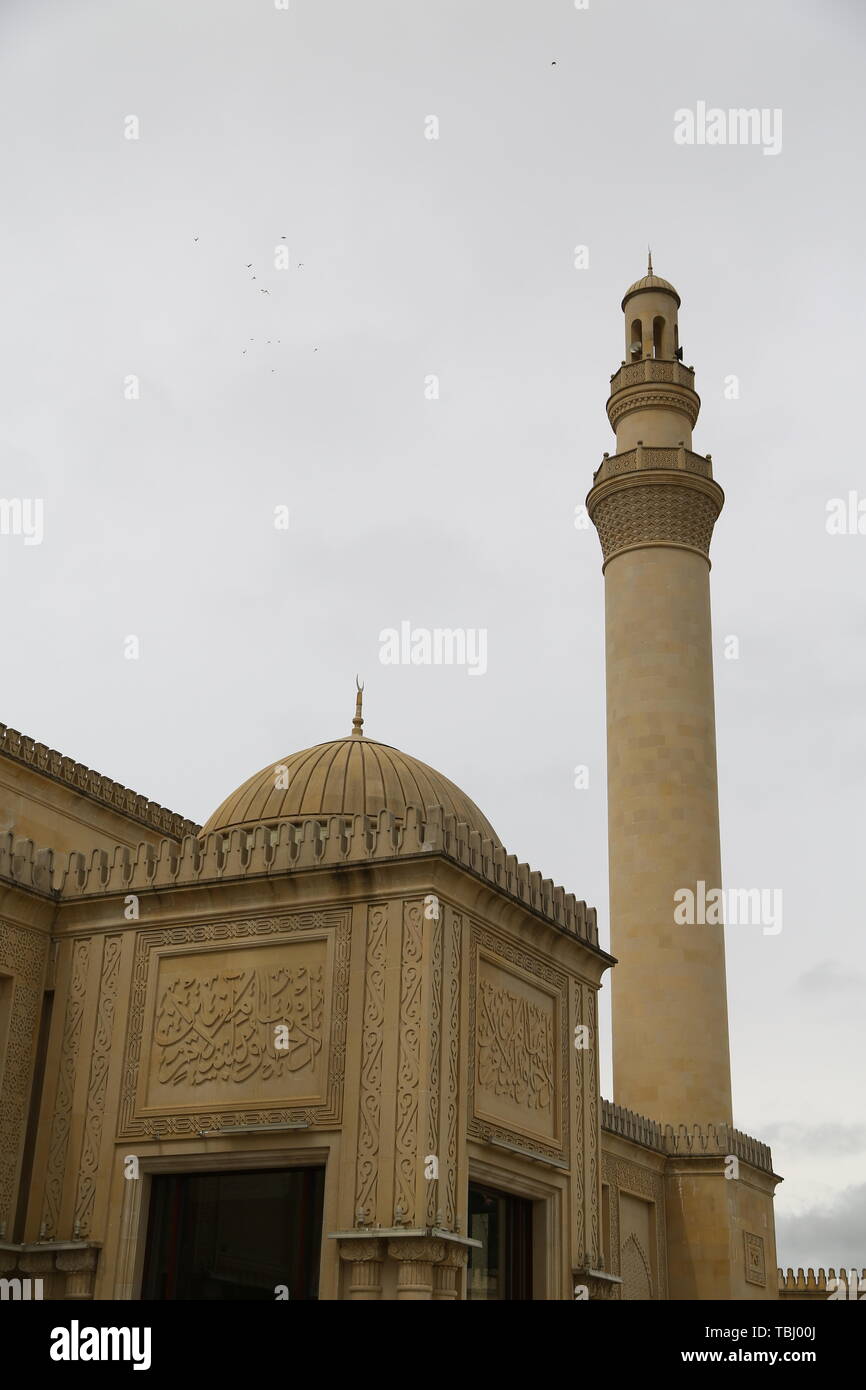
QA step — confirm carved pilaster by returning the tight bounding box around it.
[432,1243,467,1301]
[355,905,388,1225]
[388,1237,445,1301]
[75,936,122,1237]
[425,907,442,1227]
[338,1238,386,1301]
[393,903,424,1225]
[441,909,462,1231]
[56,1246,99,1299]
[586,986,600,1266]
[42,937,90,1239]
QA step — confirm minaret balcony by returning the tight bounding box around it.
[586,447,724,568]
[606,359,700,432]
[590,444,715,487]
[609,358,696,393]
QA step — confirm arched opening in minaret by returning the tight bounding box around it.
[630,318,642,359]
[652,316,665,359]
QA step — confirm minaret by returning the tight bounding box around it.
[587,261,732,1129]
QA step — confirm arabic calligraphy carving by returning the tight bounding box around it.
[155,964,324,1086]
[476,977,553,1113]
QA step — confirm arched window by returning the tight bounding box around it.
[653,316,665,358]
[630,319,642,359]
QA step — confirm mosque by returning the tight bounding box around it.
[0,267,851,1300]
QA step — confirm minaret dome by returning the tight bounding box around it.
[621,255,682,363]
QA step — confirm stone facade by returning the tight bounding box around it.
[0,779,611,1300]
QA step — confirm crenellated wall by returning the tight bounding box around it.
[778,1267,866,1301]
[0,724,198,858]
[0,806,600,951]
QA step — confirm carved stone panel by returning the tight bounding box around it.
[146,942,328,1107]
[393,901,424,1224]
[619,1191,655,1300]
[602,1153,667,1300]
[441,909,462,1231]
[621,1231,653,1300]
[354,904,389,1225]
[118,911,349,1138]
[75,935,123,1235]
[468,927,568,1161]
[744,1231,766,1287]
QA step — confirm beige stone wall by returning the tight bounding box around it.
[665,1158,779,1300]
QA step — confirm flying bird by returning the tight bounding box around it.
[194,235,199,241]
[260,288,270,294]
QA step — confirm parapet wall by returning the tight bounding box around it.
[601,1099,774,1175]
[0,724,198,840]
[0,805,600,951]
[778,1267,865,1300]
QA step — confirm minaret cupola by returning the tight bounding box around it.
[607,254,700,450]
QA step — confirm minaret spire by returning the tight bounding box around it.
[351,676,365,737]
[647,246,653,275]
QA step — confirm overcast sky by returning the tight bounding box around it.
[0,0,863,1274]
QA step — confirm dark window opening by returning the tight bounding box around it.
[141,1166,324,1300]
[467,1182,533,1300]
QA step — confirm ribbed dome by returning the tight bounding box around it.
[201,736,502,846]
[622,273,681,309]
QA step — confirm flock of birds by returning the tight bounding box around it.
[192,234,318,369]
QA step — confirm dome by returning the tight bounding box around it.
[201,735,502,846]
[621,272,681,310]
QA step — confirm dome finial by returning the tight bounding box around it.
[352,676,365,737]
[647,245,653,275]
